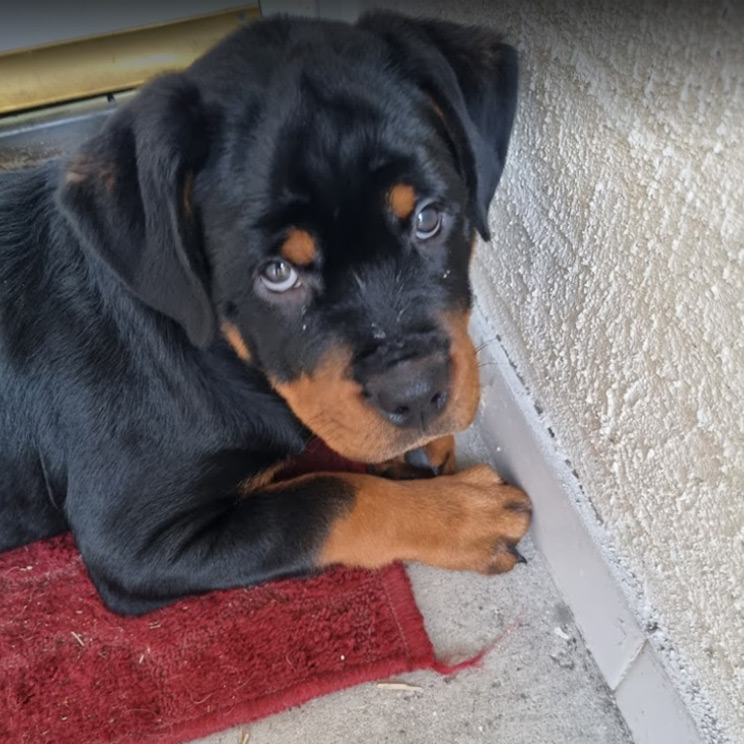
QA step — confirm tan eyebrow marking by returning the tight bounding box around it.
[280,228,317,266]
[388,183,416,219]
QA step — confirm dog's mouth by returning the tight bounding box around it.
[268,311,480,463]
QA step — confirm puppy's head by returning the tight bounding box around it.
[58,13,518,463]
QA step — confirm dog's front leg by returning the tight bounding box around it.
[306,466,531,573]
[73,463,530,615]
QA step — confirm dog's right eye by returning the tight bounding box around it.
[414,203,443,240]
[260,259,300,293]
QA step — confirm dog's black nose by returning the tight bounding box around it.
[365,354,450,429]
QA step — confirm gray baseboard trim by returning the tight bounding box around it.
[470,305,704,744]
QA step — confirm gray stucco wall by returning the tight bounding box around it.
[362,1,743,740]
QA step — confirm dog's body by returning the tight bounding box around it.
[0,13,530,615]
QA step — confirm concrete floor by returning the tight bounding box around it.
[191,428,634,744]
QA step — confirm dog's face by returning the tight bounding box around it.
[58,14,518,463]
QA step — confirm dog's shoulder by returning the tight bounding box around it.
[0,162,71,359]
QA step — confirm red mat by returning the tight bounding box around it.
[0,445,437,744]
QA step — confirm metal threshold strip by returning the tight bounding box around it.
[0,93,137,170]
[0,5,259,116]
[0,6,258,170]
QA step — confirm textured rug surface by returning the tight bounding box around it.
[0,445,436,744]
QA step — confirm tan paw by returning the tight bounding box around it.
[317,463,530,575]
[443,465,531,574]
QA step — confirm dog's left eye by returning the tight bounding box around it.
[414,203,443,240]
[260,259,300,292]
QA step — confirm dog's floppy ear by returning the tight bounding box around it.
[58,74,215,347]
[360,13,518,240]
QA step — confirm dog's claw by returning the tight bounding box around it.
[508,545,527,564]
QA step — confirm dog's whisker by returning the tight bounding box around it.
[474,335,501,355]
[476,361,509,368]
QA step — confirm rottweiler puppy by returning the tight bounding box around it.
[0,12,531,615]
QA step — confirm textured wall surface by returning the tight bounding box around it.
[365,1,743,741]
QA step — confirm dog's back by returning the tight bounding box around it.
[0,164,71,546]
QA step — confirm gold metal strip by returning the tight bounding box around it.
[0,6,260,115]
